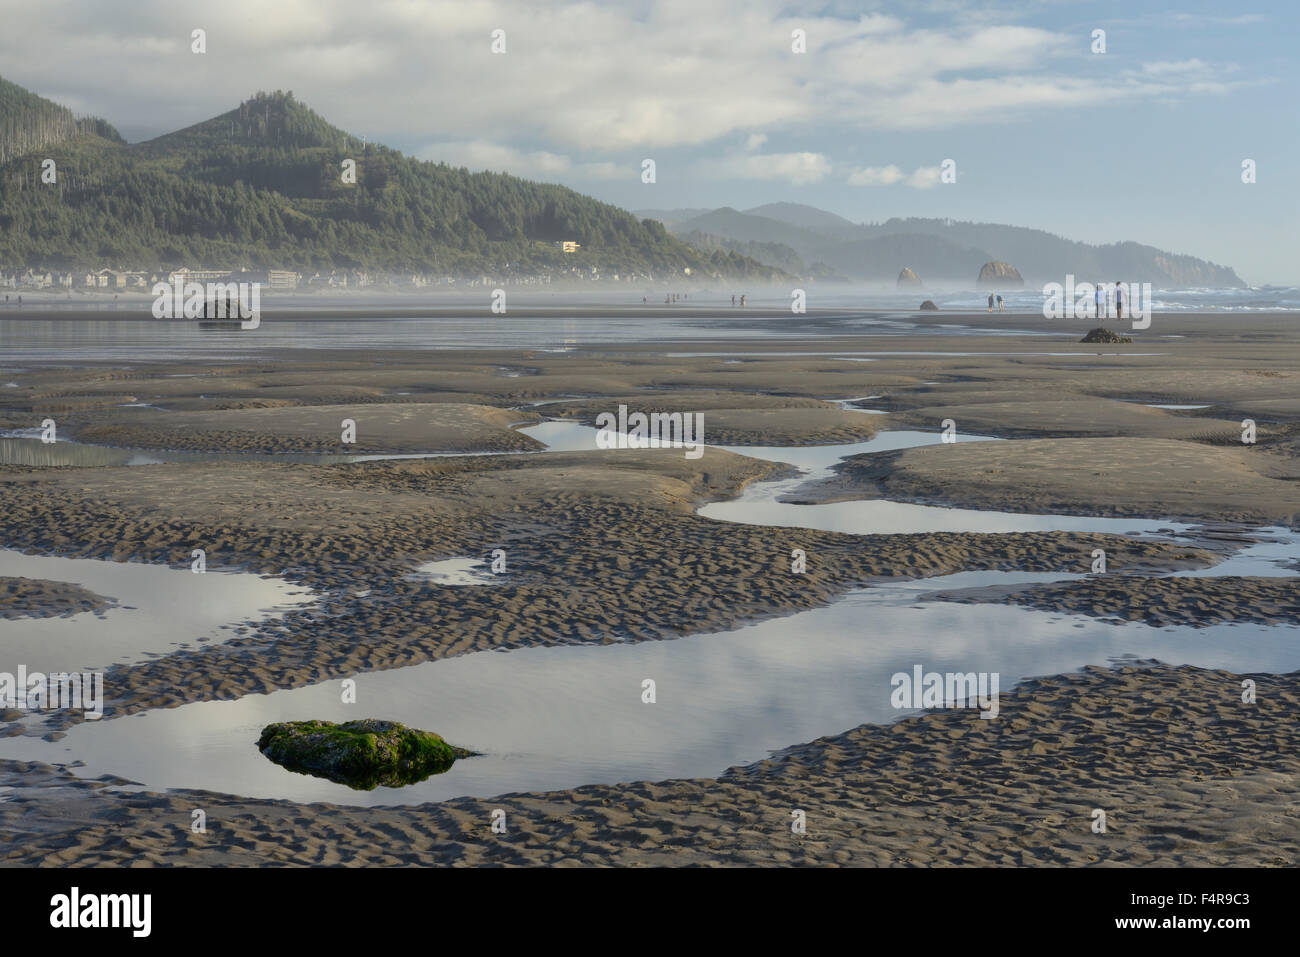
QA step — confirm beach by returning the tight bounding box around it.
[1,306,1297,866]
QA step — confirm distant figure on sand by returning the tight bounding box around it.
[1115,282,1125,321]
[1095,283,1106,319]
[740,294,747,307]
[987,293,994,312]
[996,294,1004,311]
[731,295,736,307]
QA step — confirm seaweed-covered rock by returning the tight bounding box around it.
[257,718,474,790]
[1080,326,1133,344]
[919,300,938,311]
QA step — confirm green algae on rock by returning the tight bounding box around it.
[257,718,474,790]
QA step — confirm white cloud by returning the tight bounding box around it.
[1141,59,1210,75]
[847,165,905,186]
[905,165,942,189]
[0,0,1259,158]
[697,151,832,185]
[847,164,940,188]
[418,141,623,181]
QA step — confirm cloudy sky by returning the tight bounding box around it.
[3,0,1296,283]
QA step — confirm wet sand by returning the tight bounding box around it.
[3,663,1295,866]
[1,308,1297,866]
[0,577,115,620]
[938,575,1300,629]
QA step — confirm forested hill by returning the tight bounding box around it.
[0,83,782,280]
[0,76,122,165]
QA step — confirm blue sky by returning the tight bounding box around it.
[2,0,1295,282]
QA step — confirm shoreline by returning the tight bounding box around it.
[2,318,1298,866]
[4,661,1296,866]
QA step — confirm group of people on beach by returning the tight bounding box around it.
[638,292,748,307]
[987,281,1129,319]
[1093,282,1128,320]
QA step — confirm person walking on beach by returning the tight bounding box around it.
[996,294,1004,312]
[731,294,736,307]
[1095,282,1106,319]
[987,293,994,312]
[740,294,747,307]
[1114,281,1125,321]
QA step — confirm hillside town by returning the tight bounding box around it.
[0,261,678,296]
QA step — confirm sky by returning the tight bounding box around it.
[1,0,1296,284]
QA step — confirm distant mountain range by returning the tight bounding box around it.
[637,203,1245,288]
[0,78,781,281]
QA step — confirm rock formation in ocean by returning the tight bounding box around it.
[919,300,938,311]
[977,261,1024,288]
[257,718,474,790]
[897,267,921,287]
[1080,327,1133,344]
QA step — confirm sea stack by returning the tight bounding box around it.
[897,267,921,287]
[977,261,1024,288]
[1081,327,1133,344]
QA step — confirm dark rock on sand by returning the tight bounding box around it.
[1081,327,1133,344]
[919,300,938,311]
[257,718,474,790]
[977,261,1024,288]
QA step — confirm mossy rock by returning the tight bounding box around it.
[1080,326,1133,344]
[257,718,475,790]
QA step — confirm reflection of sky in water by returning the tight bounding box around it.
[411,558,497,586]
[3,421,1296,805]
[14,580,1299,806]
[0,550,314,673]
[0,314,892,361]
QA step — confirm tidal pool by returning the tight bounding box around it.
[0,550,314,672]
[12,567,1298,806]
[3,421,1294,807]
